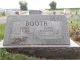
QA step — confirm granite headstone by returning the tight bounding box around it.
[3,15,70,47]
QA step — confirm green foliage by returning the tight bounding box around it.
[49,1,56,10]
[0,49,40,60]
[68,16,80,39]
[68,16,80,31]
[19,1,28,11]
[0,24,5,40]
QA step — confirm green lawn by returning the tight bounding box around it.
[0,49,44,60]
[0,49,49,60]
[68,16,80,39]
[0,24,5,40]
[68,16,80,29]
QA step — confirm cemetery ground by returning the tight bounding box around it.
[0,15,80,59]
[0,49,50,60]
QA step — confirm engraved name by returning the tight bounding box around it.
[26,21,47,26]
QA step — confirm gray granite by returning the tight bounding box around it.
[3,15,70,46]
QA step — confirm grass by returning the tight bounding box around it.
[68,15,80,41]
[0,24,5,40]
[0,49,49,60]
[0,49,45,60]
[68,16,80,30]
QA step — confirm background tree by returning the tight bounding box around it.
[19,0,28,11]
[49,1,56,10]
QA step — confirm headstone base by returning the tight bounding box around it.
[6,47,80,59]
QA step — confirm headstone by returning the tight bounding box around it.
[3,15,70,47]
[29,10,42,14]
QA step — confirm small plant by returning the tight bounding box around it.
[68,15,80,41]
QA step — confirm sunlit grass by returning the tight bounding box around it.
[0,49,45,60]
[68,16,80,30]
[0,24,5,40]
[68,16,80,41]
